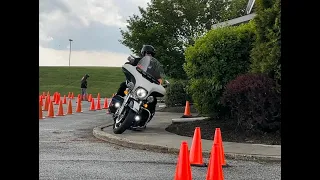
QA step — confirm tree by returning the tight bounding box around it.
[120,1,186,78]
[119,0,248,79]
[250,0,281,91]
[221,0,248,21]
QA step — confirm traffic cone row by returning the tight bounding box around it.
[40,91,75,102]
[174,127,226,180]
[39,91,110,119]
[40,96,82,118]
[89,98,105,111]
[40,91,105,104]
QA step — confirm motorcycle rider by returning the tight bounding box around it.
[115,45,159,125]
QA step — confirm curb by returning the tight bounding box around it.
[93,124,281,163]
[172,117,210,123]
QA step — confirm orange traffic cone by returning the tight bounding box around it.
[89,99,96,111]
[43,96,49,111]
[174,141,192,180]
[46,94,51,103]
[53,92,56,102]
[42,92,46,99]
[71,92,74,99]
[39,96,43,106]
[189,127,206,167]
[213,128,226,166]
[56,92,59,102]
[56,100,65,116]
[96,98,102,110]
[66,99,73,115]
[181,101,192,118]
[39,101,45,119]
[88,94,92,102]
[47,101,55,118]
[76,97,82,113]
[102,98,109,109]
[78,94,81,100]
[63,95,67,104]
[206,143,224,180]
[68,92,71,98]
[54,93,59,105]
[97,93,100,100]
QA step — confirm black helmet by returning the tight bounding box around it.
[140,45,155,57]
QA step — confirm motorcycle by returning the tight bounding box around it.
[108,56,169,134]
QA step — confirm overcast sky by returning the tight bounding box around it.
[39,0,150,67]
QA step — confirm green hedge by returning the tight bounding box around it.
[164,79,192,107]
[183,22,256,116]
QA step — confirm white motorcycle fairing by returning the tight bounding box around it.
[122,63,166,113]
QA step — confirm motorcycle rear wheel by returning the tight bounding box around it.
[113,108,136,134]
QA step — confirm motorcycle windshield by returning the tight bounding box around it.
[136,56,165,81]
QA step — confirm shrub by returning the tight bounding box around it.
[221,73,281,132]
[250,0,281,92]
[165,80,192,107]
[184,22,256,116]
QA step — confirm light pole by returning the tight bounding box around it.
[68,39,73,85]
[68,39,73,67]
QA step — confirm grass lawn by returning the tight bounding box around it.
[39,66,125,98]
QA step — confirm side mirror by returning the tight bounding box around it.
[127,56,133,62]
[162,80,170,88]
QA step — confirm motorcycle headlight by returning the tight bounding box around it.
[136,88,147,99]
[115,102,120,108]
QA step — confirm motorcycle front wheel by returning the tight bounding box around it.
[113,108,136,134]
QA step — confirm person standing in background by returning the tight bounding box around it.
[81,74,89,101]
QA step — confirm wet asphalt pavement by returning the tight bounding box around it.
[39,100,281,180]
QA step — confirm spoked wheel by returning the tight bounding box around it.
[113,108,136,134]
